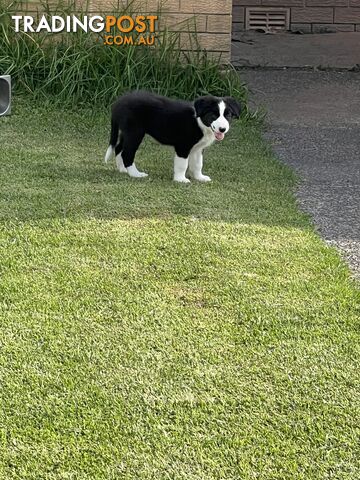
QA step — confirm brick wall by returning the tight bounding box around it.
[233,0,360,33]
[164,0,232,61]
[20,0,232,62]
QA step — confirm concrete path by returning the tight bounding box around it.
[232,31,360,70]
[241,70,360,278]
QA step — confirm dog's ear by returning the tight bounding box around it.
[224,97,241,119]
[194,97,210,117]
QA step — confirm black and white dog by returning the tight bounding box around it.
[105,91,241,183]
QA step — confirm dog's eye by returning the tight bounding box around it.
[224,109,231,119]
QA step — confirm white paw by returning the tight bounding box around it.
[128,171,148,178]
[127,164,148,178]
[174,176,191,183]
[116,154,127,173]
[195,175,211,182]
[116,158,127,173]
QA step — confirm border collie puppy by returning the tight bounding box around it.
[105,91,241,183]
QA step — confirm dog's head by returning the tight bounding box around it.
[194,95,241,141]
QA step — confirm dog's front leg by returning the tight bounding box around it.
[173,155,190,183]
[188,150,211,182]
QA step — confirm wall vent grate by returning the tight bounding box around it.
[245,8,290,33]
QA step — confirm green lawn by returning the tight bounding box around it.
[0,99,359,480]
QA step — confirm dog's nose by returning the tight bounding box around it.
[219,127,226,133]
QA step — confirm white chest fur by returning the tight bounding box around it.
[191,120,215,154]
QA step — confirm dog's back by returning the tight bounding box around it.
[111,91,196,144]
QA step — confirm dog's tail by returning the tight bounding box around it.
[104,119,119,163]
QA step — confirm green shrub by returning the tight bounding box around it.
[0,1,248,107]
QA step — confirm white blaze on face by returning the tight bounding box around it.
[211,100,229,141]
